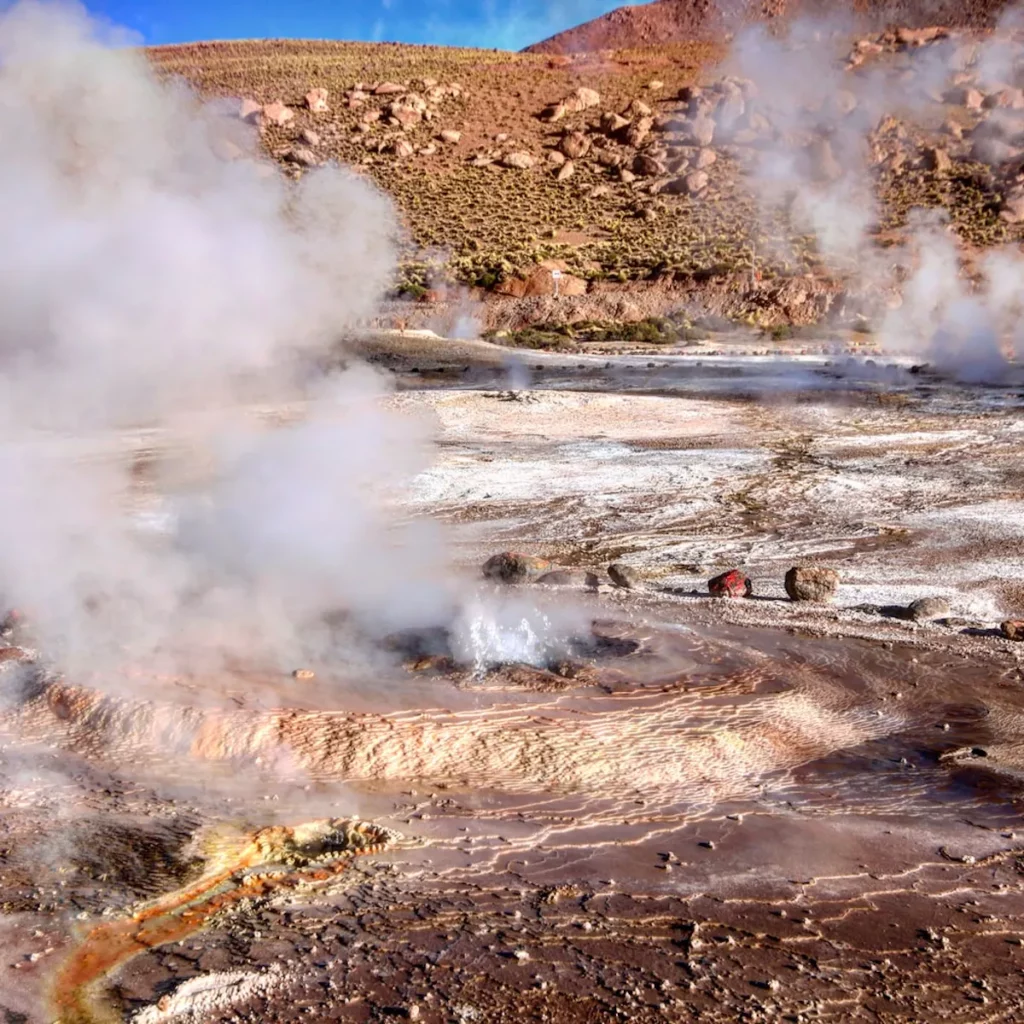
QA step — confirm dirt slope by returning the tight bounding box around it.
[526,0,1018,54]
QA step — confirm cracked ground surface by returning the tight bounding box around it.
[1,344,1023,1022]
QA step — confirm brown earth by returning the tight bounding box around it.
[526,0,1019,55]
[145,26,1024,333]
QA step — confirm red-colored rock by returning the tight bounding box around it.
[708,569,752,599]
[1001,620,1024,641]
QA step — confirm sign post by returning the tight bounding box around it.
[551,268,562,298]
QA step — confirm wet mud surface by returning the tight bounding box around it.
[2,349,1024,1022]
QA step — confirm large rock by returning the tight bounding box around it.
[908,596,950,622]
[633,153,667,177]
[483,552,551,583]
[1002,620,1024,641]
[238,98,263,123]
[285,147,318,167]
[626,116,654,148]
[564,86,601,113]
[439,129,462,144]
[261,101,294,126]
[305,88,329,113]
[708,569,752,599]
[560,131,591,159]
[389,104,423,128]
[944,85,984,110]
[689,116,715,147]
[502,151,536,170]
[601,112,630,135]
[785,566,839,603]
[608,563,639,589]
[556,159,576,181]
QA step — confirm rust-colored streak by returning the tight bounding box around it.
[50,820,398,1024]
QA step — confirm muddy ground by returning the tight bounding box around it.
[1,333,1024,1023]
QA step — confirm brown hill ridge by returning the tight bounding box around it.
[525,0,1018,54]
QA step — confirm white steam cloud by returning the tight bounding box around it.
[721,8,1024,380]
[0,0,585,688]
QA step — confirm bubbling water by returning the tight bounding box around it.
[448,591,591,674]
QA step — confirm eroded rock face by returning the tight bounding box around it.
[708,569,752,599]
[482,552,551,583]
[785,566,839,603]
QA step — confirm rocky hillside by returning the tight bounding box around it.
[151,27,1024,330]
[526,0,1018,55]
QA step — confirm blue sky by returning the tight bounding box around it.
[84,0,635,50]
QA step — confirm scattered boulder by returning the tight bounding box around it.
[1001,620,1024,641]
[556,159,576,181]
[944,85,984,110]
[983,87,1024,110]
[564,86,601,113]
[626,116,654,148]
[541,102,567,123]
[625,99,653,118]
[285,147,318,167]
[483,552,552,583]
[560,131,591,159]
[502,151,536,170]
[608,563,639,589]
[633,153,667,177]
[305,88,329,113]
[683,170,709,195]
[261,101,294,127]
[547,150,567,167]
[300,128,320,146]
[923,146,952,173]
[785,566,839,603]
[908,596,950,622]
[689,116,715,147]
[390,138,415,158]
[694,148,717,170]
[238,98,262,123]
[601,112,630,135]
[439,129,462,144]
[374,82,406,95]
[708,569,752,599]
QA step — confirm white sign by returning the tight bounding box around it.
[551,268,562,298]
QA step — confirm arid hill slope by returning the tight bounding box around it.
[526,0,1018,54]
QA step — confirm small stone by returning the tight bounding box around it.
[238,98,262,123]
[908,596,950,621]
[292,669,316,681]
[407,1006,421,1021]
[785,566,840,603]
[512,949,530,962]
[285,147,318,167]
[439,129,462,144]
[708,569,752,599]
[608,563,639,589]
[300,128,320,146]
[556,159,576,182]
